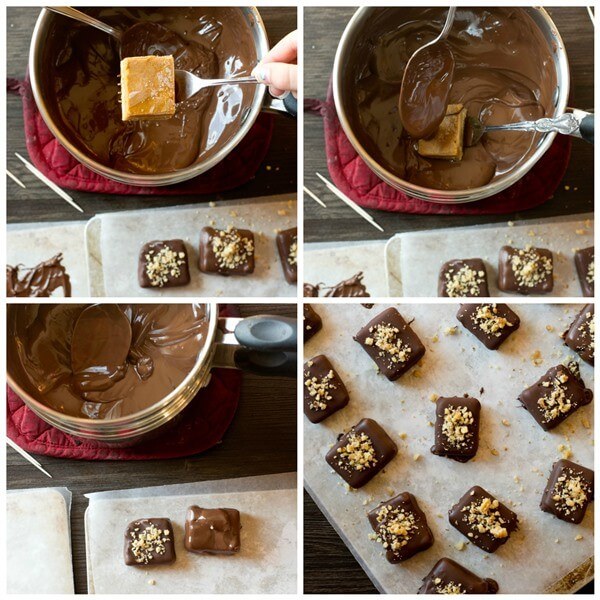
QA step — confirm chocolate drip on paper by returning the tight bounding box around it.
[7,253,71,297]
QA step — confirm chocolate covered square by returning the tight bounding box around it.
[304,304,322,343]
[276,227,298,284]
[184,506,241,555]
[198,226,255,275]
[326,418,397,488]
[138,240,190,288]
[540,459,594,524]
[354,307,425,380]
[431,396,480,462]
[304,354,349,423]
[124,518,176,566]
[438,259,489,297]
[563,304,594,365]
[418,557,499,594]
[497,245,553,295]
[456,303,520,350]
[449,486,518,553]
[518,364,593,430]
[574,246,594,297]
[367,492,433,563]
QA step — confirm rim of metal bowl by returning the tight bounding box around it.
[332,7,570,204]
[6,303,219,440]
[28,7,268,187]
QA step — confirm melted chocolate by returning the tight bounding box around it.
[345,8,557,190]
[9,304,209,419]
[7,254,71,297]
[43,8,257,174]
[324,272,370,297]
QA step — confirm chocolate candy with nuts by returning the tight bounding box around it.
[184,506,241,555]
[563,304,594,365]
[354,307,425,381]
[518,364,593,431]
[304,304,322,343]
[456,303,520,350]
[367,492,433,563]
[438,258,489,297]
[198,226,255,275]
[497,245,553,295]
[124,518,176,566]
[326,418,397,488]
[304,355,349,423]
[418,557,499,594]
[276,227,298,284]
[449,486,518,553]
[574,246,594,297]
[138,240,190,288]
[431,396,480,462]
[540,459,594,524]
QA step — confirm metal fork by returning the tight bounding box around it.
[175,70,259,102]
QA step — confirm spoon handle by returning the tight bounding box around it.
[439,7,457,40]
[201,75,259,87]
[486,114,583,137]
[44,6,122,40]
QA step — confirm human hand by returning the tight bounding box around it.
[252,30,298,98]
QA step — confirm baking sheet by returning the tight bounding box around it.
[6,222,89,296]
[304,303,594,594]
[84,473,297,594]
[7,487,75,594]
[304,241,388,296]
[87,196,296,297]
[386,214,593,297]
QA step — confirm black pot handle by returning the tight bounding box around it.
[233,349,297,377]
[580,114,594,144]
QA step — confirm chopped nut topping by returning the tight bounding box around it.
[442,406,474,449]
[551,469,591,517]
[211,226,254,270]
[461,497,508,539]
[443,265,485,297]
[470,304,513,337]
[578,310,595,357]
[372,504,417,553]
[336,432,378,472]
[586,259,594,284]
[537,374,574,423]
[367,323,411,366]
[509,246,552,288]
[436,581,466,594]
[288,238,298,266]
[144,246,186,287]
[305,369,336,411]
[129,523,171,564]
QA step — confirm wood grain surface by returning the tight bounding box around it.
[7,304,297,594]
[304,7,594,243]
[6,7,297,223]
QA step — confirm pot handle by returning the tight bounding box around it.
[263,92,297,118]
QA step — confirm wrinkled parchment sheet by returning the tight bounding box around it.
[86,195,296,297]
[85,473,297,594]
[386,214,593,297]
[304,241,387,296]
[304,304,593,594]
[7,222,89,296]
[7,487,74,594]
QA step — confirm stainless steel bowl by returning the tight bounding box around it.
[28,7,270,187]
[332,7,570,204]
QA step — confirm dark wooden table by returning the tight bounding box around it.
[304,7,594,243]
[7,304,297,594]
[6,8,297,223]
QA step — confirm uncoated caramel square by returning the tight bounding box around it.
[120,55,176,121]
[417,103,467,161]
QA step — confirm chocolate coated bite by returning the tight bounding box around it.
[368,492,433,563]
[456,303,520,350]
[304,355,349,423]
[563,304,594,365]
[431,396,480,462]
[276,227,297,284]
[124,518,176,566]
[326,418,397,488]
[354,307,425,380]
[540,459,594,524]
[574,246,594,297]
[138,240,190,288]
[438,259,489,297]
[449,486,518,553]
[303,304,322,343]
[418,557,499,594]
[498,245,553,295]
[518,364,593,431]
[184,506,241,555]
[198,226,255,275]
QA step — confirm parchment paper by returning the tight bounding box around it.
[84,473,297,594]
[87,196,296,297]
[6,222,89,296]
[386,214,594,297]
[304,241,388,296]
[304,304,593,594]
[7,487,75,594]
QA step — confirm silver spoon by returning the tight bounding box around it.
[44,6,121,41]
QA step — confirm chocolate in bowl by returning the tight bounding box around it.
[34,7,262,177]
[334,7,566,200]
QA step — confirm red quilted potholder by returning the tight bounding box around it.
[8,76,274,196]
[6,305,243,460]
[305,82,572,215]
